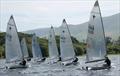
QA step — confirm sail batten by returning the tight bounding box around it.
[60,19,75,61]
[5,15,23,63]
[86,0,106,63]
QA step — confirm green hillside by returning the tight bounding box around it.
[0,32,120,59]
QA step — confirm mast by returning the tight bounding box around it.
[97,0,107,56]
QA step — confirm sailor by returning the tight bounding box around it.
[104,57,111,68]
[73,57,78,63]
[27,58,31,61]
[41,58,46,61]
[58,57,61,61]
[86,66,89,71]
[19,59,26,66]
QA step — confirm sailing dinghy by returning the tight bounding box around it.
[5,15,28,69]
[60,19,78,66]
[48,26,60,64]
[32,33,45,63]
[85,0,109,70]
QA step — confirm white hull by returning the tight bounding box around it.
[31,58,45,64]
[89,66,111,70]
[84,61,111,70]
[61,60,78,66]
[6,63,28,69]
[47,57,59,64]
[9,65,28,69]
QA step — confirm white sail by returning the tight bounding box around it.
[86,0,106,63]
[60,19,75,61]
[21,38,29,59]
[5,15,23,63]
[32,33,43,59]
[48,26,59,60]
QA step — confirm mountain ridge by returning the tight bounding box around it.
[24,13,120,41]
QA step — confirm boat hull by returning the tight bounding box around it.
[9,65,28,69]
[6,63,28,69]
[61,61,78,66]
[89,66,111,70]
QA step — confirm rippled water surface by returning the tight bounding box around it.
[0,55,120,76]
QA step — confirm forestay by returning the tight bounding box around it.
[48,26,59,60]
[5,15,23,63]
[60,19,75,61]
[86,0,106,63]
[32,34,43,59]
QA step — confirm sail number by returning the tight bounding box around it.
[88,24,94,34]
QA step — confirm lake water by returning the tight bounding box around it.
[0,55,120,76]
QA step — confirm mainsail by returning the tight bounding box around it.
[5,15,23,63]
[48,26,59,60]
[86,0,106,63]
[60,19,75,61]
[32,33,43,59]
[21,38,29,59]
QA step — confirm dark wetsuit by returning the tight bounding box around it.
[27,58,31,61]
[58,57,61,61]
[105,58,111,67]
[22,60,26,65]
[42,58,46,61]
[58,57,62,61]
[20,60,26,66]
[73,57,78,63]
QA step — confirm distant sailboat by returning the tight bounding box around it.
[85,0,108,70]
[48,26,60,63]
[32,33,45,63]
[60,19,78,66]
[5,15,27,69]
[21,38,29,60]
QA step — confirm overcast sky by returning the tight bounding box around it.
[0,0,120,32]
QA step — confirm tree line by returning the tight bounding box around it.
[0,32,120,58]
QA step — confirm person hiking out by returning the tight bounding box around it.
[19,59,26,66]
[73,57,78,63]
[104,56,111,67]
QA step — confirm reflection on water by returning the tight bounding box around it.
[0,55,120,76]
